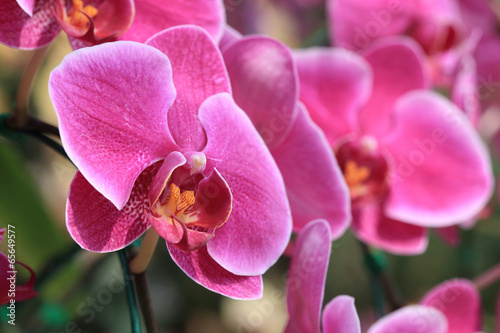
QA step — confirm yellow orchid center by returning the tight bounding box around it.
[335,138,390,206]
[343,160,370,197]
[66,0,98,28]
[164,183,196,218]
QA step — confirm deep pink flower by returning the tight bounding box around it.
[0,0,224,49]
[285,220,448,333]
[0,228,38,305]
[295,37,493,254]
[48,26,291,299]
[221,32,350,240]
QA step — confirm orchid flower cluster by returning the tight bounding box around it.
[1,0,500,331]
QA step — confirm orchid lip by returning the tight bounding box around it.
[335,137,390,207]
[148,163,233,252]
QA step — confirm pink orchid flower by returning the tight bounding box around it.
[294,37,493,255]
[0,228,38,305]
[419,278,482,333]
[329,0,466,54]
[0,0,224,49]
[220,31,351,241]
[328,0,483,122]
[48,25,291,299]
[285,219,448,333]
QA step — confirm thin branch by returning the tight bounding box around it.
[6,115,60,137]
[12,46,50,127]
[360,242,404,316]
[134,271,159,333]
[119,250,141,333]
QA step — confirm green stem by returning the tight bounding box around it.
[360,242,386,318]
[119,250,141,333]
[360,242,404,316]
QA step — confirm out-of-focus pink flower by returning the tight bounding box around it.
[295,37,493,255]
[48,26,291,299]
[0,0,224,49]
[221,33,350,241]
[0,228,38,305]
[329,0,465,54]
[284,220,448,333]
[420,279,482,333]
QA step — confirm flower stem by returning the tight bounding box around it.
[129,228,159,274]
[128,229,160,332]
[473,262,500,290]
[360,242,403,317]
[118,249,141,333]
[135,271,159,333]
[12,45,50,127]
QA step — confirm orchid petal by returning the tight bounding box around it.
[49,41,177,209]
[368,305,448,333]
[119,0,225,43]
[359,37,430,137]
[452,55,479,125]
[328,0,413,50]
[0,0,60,49]
[285,220,332,333]
[188,168,232,229]
[146,26,230,151]
[167,244,263,299]
[420,279,481,333]
[224,36,298,148]
[271,104,350,240]
[66,167,157,252]
[200,93,292,276]
[93,0,134,38]
[219,25,242,52]
[474,35,500,110]
[352,203,428,255]
[322,295,361,333]
[382,91,493,227]
[295,47,372,145]
[146,210,184,245]
[16,0,34,16]
[174,227,214,252]
[148,152,187,207]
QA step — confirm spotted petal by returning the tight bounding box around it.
[66,168,157,252]
[0,0,60,49]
